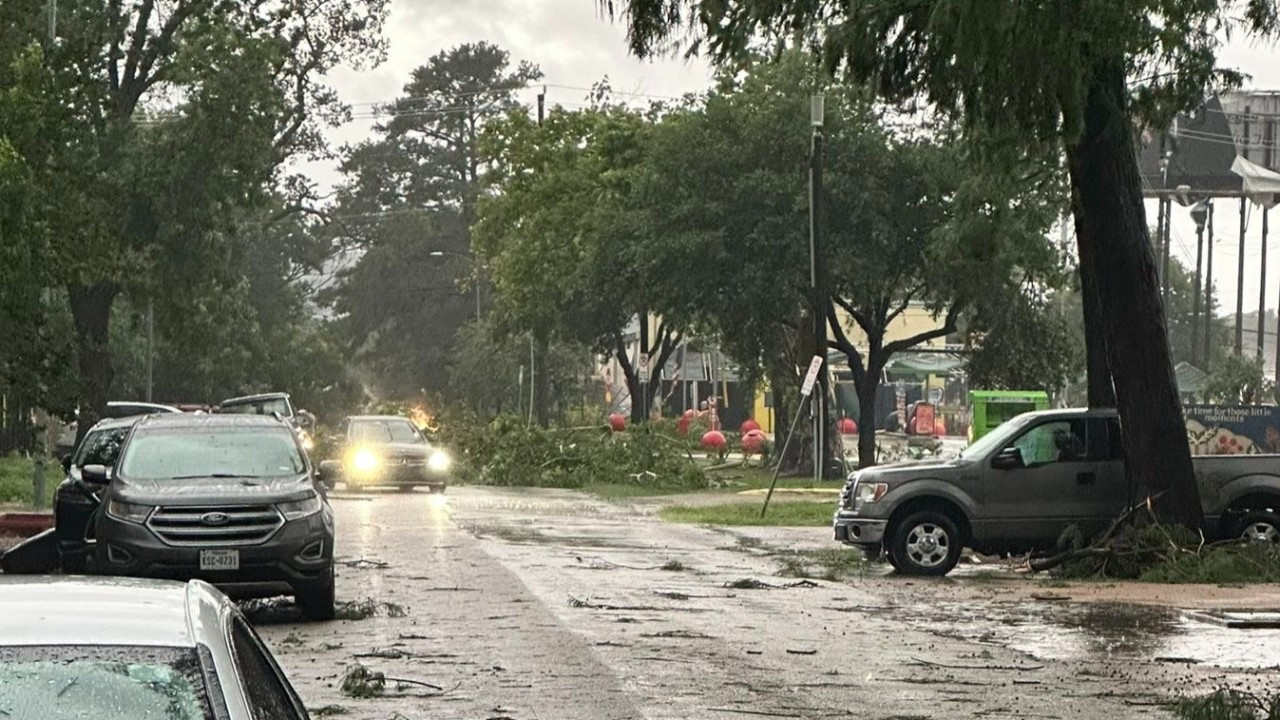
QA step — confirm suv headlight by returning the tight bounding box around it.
[278,494,322,521]
[427,450,451,473]
[106,500,153,524]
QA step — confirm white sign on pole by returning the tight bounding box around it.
[800,355,824,397]
[638,352,650,382]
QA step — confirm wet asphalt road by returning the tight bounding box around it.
[255,486,1280,720]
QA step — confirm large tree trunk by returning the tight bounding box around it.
[69,283,119,445]
[855,372,878,469]
[1066,59,1203,529]
[1073,204,1117,408]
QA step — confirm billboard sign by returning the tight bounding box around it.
[1184,405,1280,455]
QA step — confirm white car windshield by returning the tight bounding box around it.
[0,646,211,720]
[120,427,306,479]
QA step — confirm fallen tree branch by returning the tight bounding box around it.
[911,657,1044,672]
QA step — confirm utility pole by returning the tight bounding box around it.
[1203,201,1215,371]
[47,0,56,41]
[146,297,154,402]
[1261,205,1269,362]
[532,87,551,427]
[1160,198,1172,305]
[1238,197,1248,355]
[809,94,829,481]
[1191,201,1206,366]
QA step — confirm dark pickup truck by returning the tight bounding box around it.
[834,408,1280,576]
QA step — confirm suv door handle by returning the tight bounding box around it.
[1077,472,1096,485]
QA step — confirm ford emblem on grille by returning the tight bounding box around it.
[200,512,231,526]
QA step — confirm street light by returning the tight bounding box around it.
[428,251,482,321]
[1189,200,1210,368]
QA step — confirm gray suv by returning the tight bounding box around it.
[85,414,336,619]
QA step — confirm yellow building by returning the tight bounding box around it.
[751,303,954,433]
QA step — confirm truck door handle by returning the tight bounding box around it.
[1077,472,1096,486]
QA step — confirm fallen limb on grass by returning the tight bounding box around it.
[1026,498,1280,582]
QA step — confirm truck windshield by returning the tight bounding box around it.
[0,645,212,720]
[120,428,306,480]
[218,398,291,417]
[959,415,1031,460]
[350,420,424,445]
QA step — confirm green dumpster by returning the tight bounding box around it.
[968,390,1049,442]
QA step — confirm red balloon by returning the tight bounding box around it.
[676,416,691,436]
[741,429,766,454]
[700,430,727,450]
[683,409,697,419]
[740,419,761,434]
[839,418,857,434]
[608,413,626,432]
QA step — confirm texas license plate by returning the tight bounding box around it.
[199,549,240,571]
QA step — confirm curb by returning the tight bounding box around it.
[0,512,55,538]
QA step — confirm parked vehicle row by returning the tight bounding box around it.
[834,407,1280,576]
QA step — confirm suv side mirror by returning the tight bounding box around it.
[81,464,110,485]
[992,447,1024,470]
[61,454,73,473]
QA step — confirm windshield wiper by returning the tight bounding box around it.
[170,473,261,480]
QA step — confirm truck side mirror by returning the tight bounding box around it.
[991,447,1024,470]
[61,454,73,473]
[81,464,110,485]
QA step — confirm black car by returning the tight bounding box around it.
[53,416,141,574]
[84,413,337,620]
[320,415,451,493]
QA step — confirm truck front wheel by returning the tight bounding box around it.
[889,511,962,576]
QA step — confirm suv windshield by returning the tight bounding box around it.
[73,427,131,468]
[349,420,424,445]
[120,427,306,480]
[0,645,211,720]
[218,398,292,417]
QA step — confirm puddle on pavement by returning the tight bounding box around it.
[920,601,1280,669]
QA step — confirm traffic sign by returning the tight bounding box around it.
[800,355,824,396]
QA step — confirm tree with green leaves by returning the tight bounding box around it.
[602,0,1280,527]
[328,42,541,402]
[1,0,386,440]
[475,103,680,424]
[631,54,1065,467]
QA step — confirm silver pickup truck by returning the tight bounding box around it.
[834,408,1280,576]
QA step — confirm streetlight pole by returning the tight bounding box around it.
[428,251,481,321]
[809,94,828,482]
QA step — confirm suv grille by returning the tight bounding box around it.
[147,505,284,546]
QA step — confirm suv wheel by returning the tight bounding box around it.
[297,567,336,621]
[1236,510,1280,544]
[890,511,962,576]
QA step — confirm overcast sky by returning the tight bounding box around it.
[314,1,1280,338]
